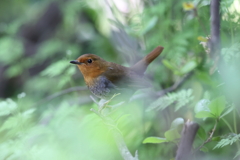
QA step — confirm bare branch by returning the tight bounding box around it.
[175,121,199,160]
[196,119,218,151]
[156,72,193,97]
[210,0,221,58]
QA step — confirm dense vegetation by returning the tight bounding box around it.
[0,0,240,159]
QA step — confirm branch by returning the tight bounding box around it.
[33,86,88,107]
[45,86,87,101]
[196,119,218,151]
[175,121,199,160]
[156,71,193,97]
[210,0,221,58]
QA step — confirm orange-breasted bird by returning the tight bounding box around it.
[70,46,164,100]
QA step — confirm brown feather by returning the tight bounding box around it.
[130,46,164,74]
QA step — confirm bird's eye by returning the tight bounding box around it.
[87,59,92,63]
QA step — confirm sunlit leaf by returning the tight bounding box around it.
[182,2,195,11]
[162,60,178,71]
[180,60,197,74]
[195,99,210,113]
[0,99,17,116]
[143,137,168,144]
[170,118,184,129]
[208,96,226,117]
[195,111,215,118]
[165,129,181,142]
[197,36,208,42]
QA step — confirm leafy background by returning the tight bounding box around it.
[0,0,240,159]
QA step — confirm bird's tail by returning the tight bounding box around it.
[130,46,164,74]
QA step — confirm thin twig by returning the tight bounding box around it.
[196,119,218,151]
[156,71,193,97]
[33,86,88,107]
[45,86,87,101]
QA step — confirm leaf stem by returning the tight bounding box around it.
[196,119,218,151]
[222,118,234,133]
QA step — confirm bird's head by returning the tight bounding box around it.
[70,54,108,81]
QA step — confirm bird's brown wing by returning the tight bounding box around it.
[102,62,152,89]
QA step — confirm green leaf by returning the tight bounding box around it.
[0,116,18,132]
[0,37,23,65]
[142,137,168,144]
[197,126,207,140]
[234,150,240,159]
[180,60,197,74]
[195,99,210,113]
[170,118,184,129]
[5,64,23,78]
[162,59,178,71]
[41,60,69,77]
[200,146,209,153]
[36,39,64,61]
[147,89,193,111]
[213,134,240,149]
[195,111,215,118]
[220,105,234,118]
[165,129,181,142]
[208,96,226,117]
[141,16,158,34]
[0,99,17,116]
[212,136,221,141]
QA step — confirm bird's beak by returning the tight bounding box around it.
[70,60,82,65]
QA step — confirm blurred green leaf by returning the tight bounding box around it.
[200,146,209,153]
[143,137,168,144]
[0,99,17,116]
[170,117,184,129]
[195,111,215,118]
[147,89,193,111]
[208,96,226,118]
[36,39,64,61]
[212,136,221,141]
[195,99,210,113]
[0,37,23,65]
[141,16,158,35]
[164,129,180,142]
[220,105,234,118]
[180,60,197,75]
[0,116,19,132]
[213,134,240,149]
[5,64,23,78]
[162,59,178,72]
[197,126,207,140]
[41,60,70,77]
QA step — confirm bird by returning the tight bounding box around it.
[70,46,164,100]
